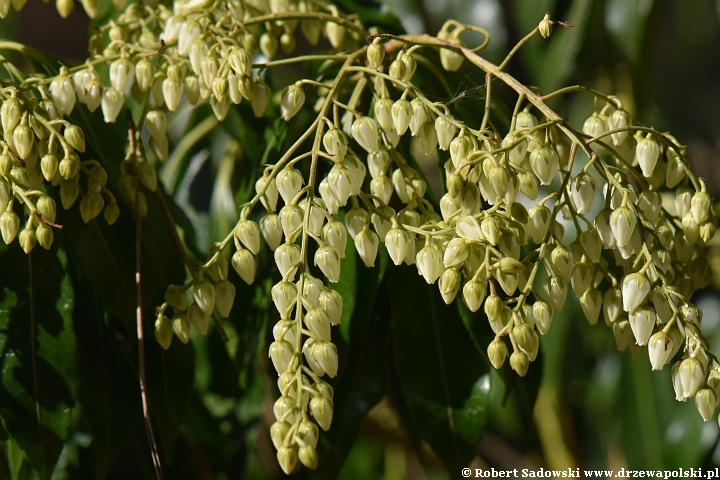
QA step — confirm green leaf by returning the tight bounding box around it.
[313,259,390,478]
[0,244,78,480]
[144,336,195,463]
[69,266,140,480]
[389,266,489,472]
[605,0,655,63]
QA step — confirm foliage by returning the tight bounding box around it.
[0,0,718,478]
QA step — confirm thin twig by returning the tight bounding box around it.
[126,110,164,480]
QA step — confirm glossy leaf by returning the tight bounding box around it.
[0,244,78,480]
[389,266,489,472]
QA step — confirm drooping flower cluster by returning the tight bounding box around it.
[2,0,717,474]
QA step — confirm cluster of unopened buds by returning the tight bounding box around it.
[2,0,718,474]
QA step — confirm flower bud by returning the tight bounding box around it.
[665,150,686,188]
[695,388,716,422]
[60,180,79,209]
[610,206,636,247]
[439,36,464,72]
[17,227,35,254]
[36,223,53,249]
[193,281,215,315]
[373,98,394,133]
[0,154,12,176]
[101,87,124,123]
[323,221,348,259]
[416,245,443,284]
[550,244,573,281]
[391,99,412,136]
[310,395,333,431]
[50,72,76,115]
[621,273,650,313]
[538,13,553,38]
[488,340,508,369]
[569,262,592,297]
[636,136,660,177]
[325,18,346,49]
[628,306,655,346]
[236,220,261,254]
[510,351,529,376]
[543,275,567,311]
[1,97,21,133]
[154,315,173,349]
[501,132,527,167]
[315,245,341,283]
[274,447,299,477]
[323,127,348,161]
[161,78,183,112]
[32,194,56,224]
[171,314,191,343]
[352,114,383,153]
[691,191,712,225]
[270,421,290,450]
[62,124,85,153]
[135,58,155,92]
[529,146,558,185]
[276,167,304,205]
[463,280,486,312]
[109,58,135,93]
[481,216,500,245]
[608,109,630,146]
[79,192,103,223]
[648,331,674,370]
[280,83,305,121]
[533,301,553,334]
[232,248,255,285]
[315,341,338,377]
[213,280,235,318]
[145,110,166,140]
[612,319,633,352]
[275,243,301,279]
[513,323,534,353]
[583,113,606,138]
[679,358,705,399]
[418,122,438,155]
[367,38,385,69]
[384,227,408,265]
[528,204,551,244]
[104,203,120,225]
[251,79,271,117]
[355,228,379,267]
[435,116,457,151]
[439,268,461,304]
[12,123,34,160]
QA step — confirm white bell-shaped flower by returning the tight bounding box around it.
[416,245,443,284]
[315,245,341,283]
[355,228,379,267]
[635,136,660,177]
[323,221,347,259]
[351,116,380,153]
[435,116,457,150]
[280,83,305,121]
[629,306,655,346]
[621,272,650,313]
[610,206,636,247]
[385,227,409,266]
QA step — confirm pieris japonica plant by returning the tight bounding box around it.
[0,0,717,477]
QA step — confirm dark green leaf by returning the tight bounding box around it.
[389,266,489,472]
[313,258,391,478]
[69,266,140,480]
[0,244,78,480]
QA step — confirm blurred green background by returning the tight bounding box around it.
[5,0,720,478]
